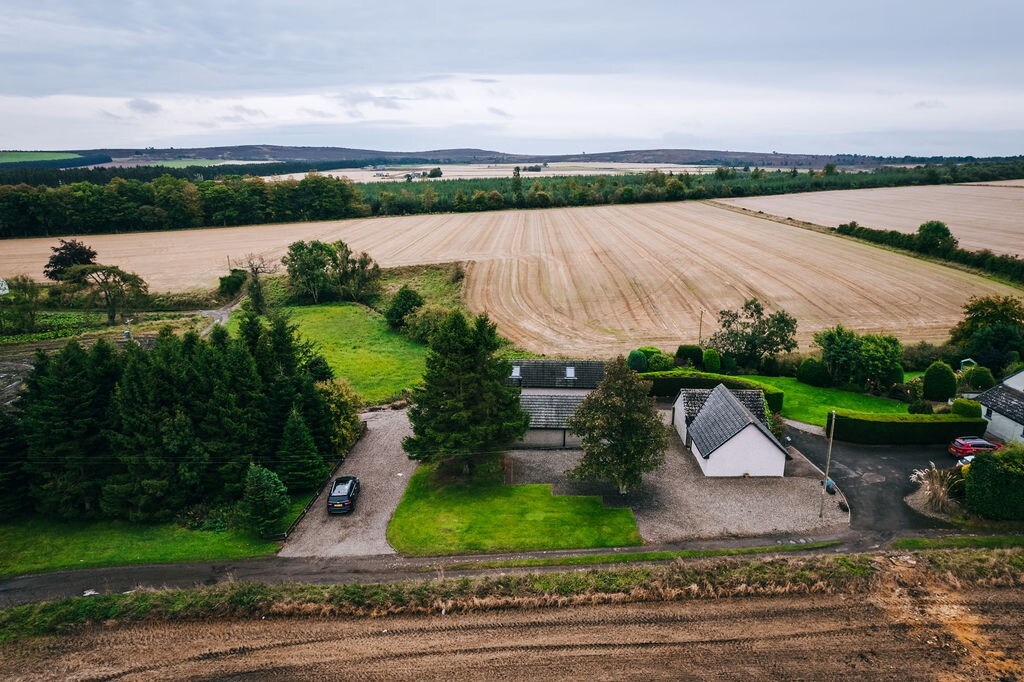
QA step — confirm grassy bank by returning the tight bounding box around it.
[388,457,641,555]
[892,535,1024,550]
[746,375,909,426]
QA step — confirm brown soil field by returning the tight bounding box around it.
[721,184,1024,256]
[2,202,1018,356]
[4,583,1021,680]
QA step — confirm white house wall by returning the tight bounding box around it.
[1003,372,1024,392]
[692,424,785,477]
[985,412,1024,444]
[672,393,688,444]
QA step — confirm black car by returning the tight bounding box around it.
[326,476,360,515]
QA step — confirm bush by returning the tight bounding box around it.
[950,398,982,418]
[960,366,995,392]
[910,463,964,514]
[675,344,703,368]
[796,358,831,387]
[702,348,721,373]
[902,341,946,372]
[646,352,675,372]
[965,446,1024,520]
[720,355,738,373]
[384,285,425,329]
[635,346,663,359]
[626,350,649,372]
[908,400,933,414]
[643,369,784,413]
[403,304,451,344]
[240,464,290,537]
[923,361,957,401]
[825,410,986,445]
[888,383,913,403]
[218,268,248,299]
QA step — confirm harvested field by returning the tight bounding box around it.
[4,586,1022,680]
[1,202,1018,356]
[721,184,1024,256]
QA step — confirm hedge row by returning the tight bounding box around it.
[825,409,987,445]
[965,448,1024,520]
[642,370,784,413]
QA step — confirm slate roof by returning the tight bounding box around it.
[509,360,605,389]
[677,388,768,426]
[977,384,1024,425]
[687,384,787,459]
[520,393,586,429]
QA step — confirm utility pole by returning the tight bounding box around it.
[819,410,836,518]
[698,308,705,345]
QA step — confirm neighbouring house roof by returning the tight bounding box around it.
[676,388,768,426]
[508,360,605,389]
[688,384,787,459]
[977,384,1024,425]
[520,393,586,429]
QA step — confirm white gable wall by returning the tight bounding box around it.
[691,424,785,477]
[672,392,688,444]
[1003,371,1024,392]
[984,411,1024,444]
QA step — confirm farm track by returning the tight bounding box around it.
[5,581,1022,680]
[2,201,1019,356]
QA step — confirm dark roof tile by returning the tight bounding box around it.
[520,394,586,429]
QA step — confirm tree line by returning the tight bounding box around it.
[0,310,361,528]
[3,159,1024,238]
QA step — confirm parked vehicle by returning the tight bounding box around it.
[947,436,1002,458]
[326,476,360,514]
[956,455,975,467]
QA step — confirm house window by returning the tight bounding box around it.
[984,407,993,419]
[510,365,521,379]
[565,366,576,379]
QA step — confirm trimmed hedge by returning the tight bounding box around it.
[825,409,986,444]
[675,344,703,368]
[951,398,982,419]
[643,369,784,413]
[964,447,1024,520]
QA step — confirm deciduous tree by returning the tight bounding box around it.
[708,298,797,369]
[43,238,96,280]
[65,264,148,325]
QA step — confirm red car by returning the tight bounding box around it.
[948,436,1002,458]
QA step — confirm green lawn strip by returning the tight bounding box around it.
[891,535,1024,550]
[438,541,841,570]
[0,152,80,163]
[0,552,883,642]
[0,518,279,579]
[745,375,908,426]
[388,458,641,555]
[226,301,426,404]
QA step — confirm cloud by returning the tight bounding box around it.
[488,107,512,118]
[300,107,336,119]
[231,105,266,117]
[913,100,945,109]
[126,98,162,114]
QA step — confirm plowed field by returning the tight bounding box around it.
[722,184,1024,256]
[2,202,1018,356]
[4,586,1022,680]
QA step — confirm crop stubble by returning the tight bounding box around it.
[1,202,1018,356]
[722,184,1024,257]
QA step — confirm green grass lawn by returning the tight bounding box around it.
[377,263,466,311]
[744,375,909,426]
[0,151,81,163]
[388,457,641,555]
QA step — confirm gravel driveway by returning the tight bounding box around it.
[279,408,416,557]
[506,430,849,543]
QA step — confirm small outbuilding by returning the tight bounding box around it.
[673,384,787,477]
[976,368,1024,444]
[516,393,585,449]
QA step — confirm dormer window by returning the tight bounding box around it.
[565,366,576,379]
[510,365,521,379]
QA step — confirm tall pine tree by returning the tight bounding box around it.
[274,408,323,491]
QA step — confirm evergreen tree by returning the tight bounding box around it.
[404,311,529,470]
[275,408,324,491]
[240,463,289,537]
[318,378,363,454]
[384,285,424,329]
[566,356,669,494]
[0,410,30,516]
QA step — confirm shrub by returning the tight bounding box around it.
[1003,361,1024,380]
[950,398,982,418]
[403,304,451,344]
[646,352,675,372]
[796,358,831,387]
[240,464,289,537]
[910,462,963,514]
[960,365,995,392]
[720,355,738,373]
[635,346,663,359]
[643,369,784,413]
[964,446,1024,520]
[675,344,703,368]
[384,285,425,329]
[218,268,248,298]
[825,410,986,445]
[626,350,649,372]
[908,400,933,414]
[702,348,721,373]
[886,364,905,388]
[888,383,913,403]
[923,361,957,401]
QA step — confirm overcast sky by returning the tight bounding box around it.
[2,1,1022,156]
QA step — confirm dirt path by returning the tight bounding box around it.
[278,409,415,558]
[4,587,1021,680]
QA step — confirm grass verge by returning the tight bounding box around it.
[438,541,841,570]
[891,535,1024,550]
[388,457,641,555]
[746,375,909,426]
[0,552,880,642]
